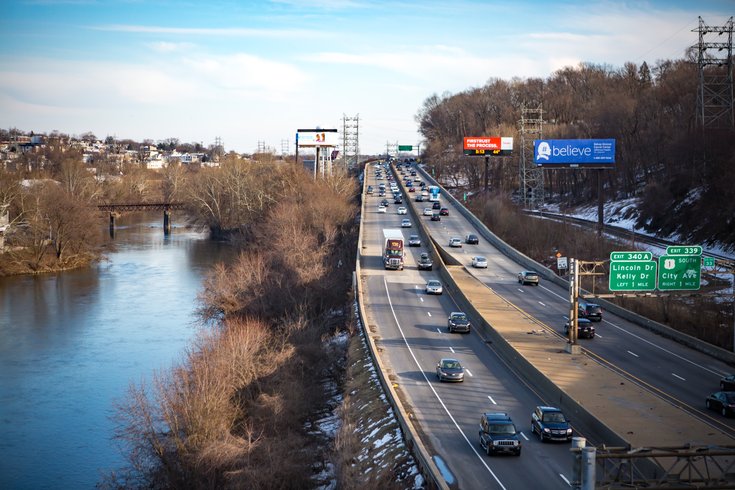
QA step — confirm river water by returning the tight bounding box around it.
[0,214,235,489]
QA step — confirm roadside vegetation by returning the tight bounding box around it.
[101,161,411,489]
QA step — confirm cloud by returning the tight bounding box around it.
[147,41,195,54]
[91,24,331,40]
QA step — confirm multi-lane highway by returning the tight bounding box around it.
[357,160,735,489]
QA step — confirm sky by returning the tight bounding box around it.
[0,1,732,155]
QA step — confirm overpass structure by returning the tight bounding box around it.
[355,160,735,489]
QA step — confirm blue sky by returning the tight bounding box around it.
[1,1,732,155]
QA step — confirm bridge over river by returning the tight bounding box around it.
[97,202,185,235]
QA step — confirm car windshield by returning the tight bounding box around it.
[452,314,467,321]
[543,412,566,423]
[428,281,440,287]
[489,424,516,434]
[442,361,460,369]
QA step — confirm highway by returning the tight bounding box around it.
[358,161,735,489]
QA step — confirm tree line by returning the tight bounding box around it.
[415,58,735,249]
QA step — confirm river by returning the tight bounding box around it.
[0,213,235,489]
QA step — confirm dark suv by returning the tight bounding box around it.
[531,406,572,442]
[564,318,595,339]
[447,312,471,333]
[479,413,522,456]
[579,302,602,322]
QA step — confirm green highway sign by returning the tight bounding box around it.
[610,251,652,261]
[666,245,702,256]
[658,255,701,290]
[703,257,715,267]
[398,145,413,151]
[609,260,657,291]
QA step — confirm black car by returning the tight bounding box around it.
[721,375,735,391]
[417,252,433,271]
[564,318,595,339]
[432,201,441,210]
[531,406,573,442]
[706,391,735,417]
[448,312,471,333]
[380,199,389,207]
[436,358,465,382]
[394,196,403,204]
[479,413,522,456]
[465,234,479,245]
[431,213,441,221]
[579,302,603,322]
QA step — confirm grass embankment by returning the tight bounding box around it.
[469,195,732,349]
[104,168,421,489]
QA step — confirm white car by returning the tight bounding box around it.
[471,256,488,268]
[378,205,387,213]
[423,208,433,216]
[425,279,443,295]
[397,206,407,215]
[449,237,462,247]
[401,219,412,228]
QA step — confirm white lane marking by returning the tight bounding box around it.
[559,474,571,486]
[627,351,639,358]
[382,277,507,489]
[541,285,727,377]
[518,288,525,293]
[436,328,442,334]
[449,347,455,354]
[595,333,603,338]
[487,395,497,405]
[672,373,686,381]
[465,369,473,377]
[520,432,529,441]
[427,312,432,317]
[538,301,546,307]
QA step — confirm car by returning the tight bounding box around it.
[394,196,403,204]
[436,358,465,382]
[423,207,434,216]
[579,302,602,322]
[465,233,479,244]
[471,256,488,268]
[397,206,407,215]
[431,213,441,221]
[439,207,449,216]
[564,318,596,339]
[378,205,387,213]
[432,201,441,210]
[422,190,429,197]
[378,190,386,197]
[367,185,373,194]
[408,187,416,192]
[411,171,417,176]
[721,375,735,391]
[447,311,471,333]
[518,270,540,285]
[449,237,462,247]
[425,279,443,295]
[706,391,735,417]
[415,194,424,202]
[380,199,389,207]
[418,253,433,271]
[401,219,412,228]
[479,413,522,456]
[531,406,573,442]
[408,234,421,247]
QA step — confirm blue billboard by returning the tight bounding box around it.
[533,139,615,167]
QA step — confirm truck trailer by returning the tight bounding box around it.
[382,229,404,270]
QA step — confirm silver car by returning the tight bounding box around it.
[471,256,488,268]
[425,279,443,295]
[436,358,465,382]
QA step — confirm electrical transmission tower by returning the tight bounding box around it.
[519,104,544,209]
[693,16,734,129]
[281,139,290,157]
[342,114,359,169]
[257,140,266,154]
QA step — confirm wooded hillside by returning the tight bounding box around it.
[415,59,735,250]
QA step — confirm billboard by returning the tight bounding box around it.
[463,136,513,156]
[533,139,615,167]
[297,129,338,147]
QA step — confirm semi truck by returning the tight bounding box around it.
[428,185,441,202]
[382,229,404,270]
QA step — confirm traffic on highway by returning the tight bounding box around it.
[358,158,735,489]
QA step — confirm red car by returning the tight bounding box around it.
[408,187,416,192]
[439,207,449,216]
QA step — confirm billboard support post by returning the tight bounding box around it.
[484,155,489,193]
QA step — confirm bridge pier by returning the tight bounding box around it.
[109,212,117,238]
[163,209,171,235]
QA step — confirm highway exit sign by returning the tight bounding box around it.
[609,260,657,291]
[658,255,701,290]
[398,145,413,151]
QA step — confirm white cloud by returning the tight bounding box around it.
[91,24,331,40]
[147,41,195,54]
